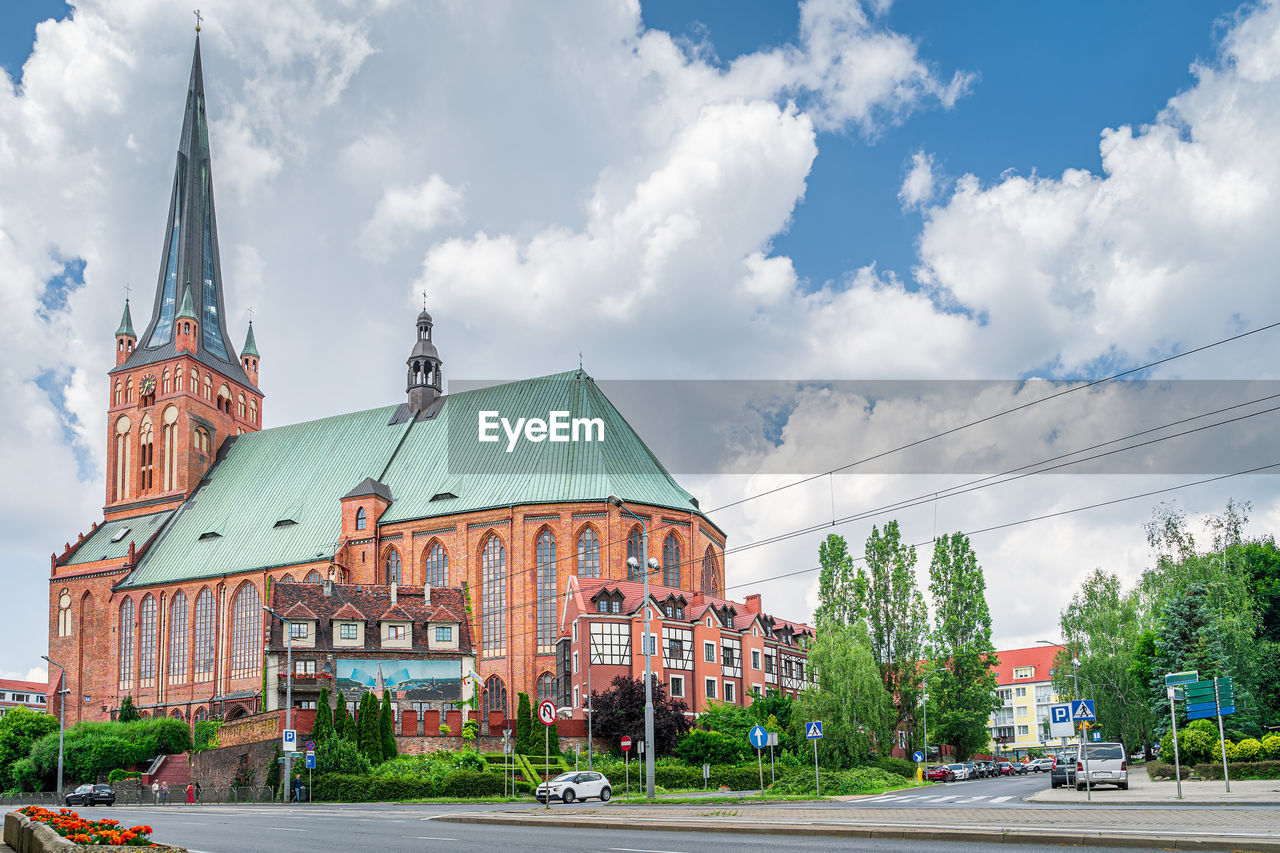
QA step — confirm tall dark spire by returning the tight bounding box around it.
[118,35,253,387]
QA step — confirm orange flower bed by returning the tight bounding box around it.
[17,806,155,847]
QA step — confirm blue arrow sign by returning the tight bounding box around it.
[805,721,823,739]
[913,751,924,762]
[1070,699,1096,722]
[749,725,768,749]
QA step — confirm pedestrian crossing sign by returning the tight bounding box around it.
[805,721,823,739]
[1071,700,1096,722]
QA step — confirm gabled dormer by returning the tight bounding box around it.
[590,587,625,614]
[331,601,366,647]
[378,602,414,649]
[658,593,688,620]
[280,601,318,649]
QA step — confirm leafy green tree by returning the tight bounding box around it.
[311,687,334,745]
[858,521,929,752]
[1056,568,1154,755]
[515,693,534,754]
[793,621,892,767]
[815,534,859,627]
[333,696,352,740]
[0,708,58,788]
[588,676,691,755]
[380,691,398,760]
[117,695,140,723]
[1150,583,1229,738]
[927,533,999,761]
[314,736,372,776]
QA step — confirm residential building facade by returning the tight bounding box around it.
[0,679,49,718]
[988,645,1077,758]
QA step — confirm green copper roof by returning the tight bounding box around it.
[176,282,198,321]
[64,510,174,566]
[241,321,259,357]
[115,300,136,338]
[116,371,711,590]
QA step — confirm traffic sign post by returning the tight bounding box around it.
[1166,682,1184,800]
[767,731,778,784]
[1069,700,1096,801]
[805,720,823,795]
[305,750,315,804]
[702,763,710,790]
[749,725,767,795]
[282,729,297,752]
[1048,704,1074,739]
[538,700,556,811]
[622,735,631,796]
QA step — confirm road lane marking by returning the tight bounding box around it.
[268,827,305,832]
[608,848,690,853]
[954,796,987,802]
[412,837,458,841]
[990,795,1013,803]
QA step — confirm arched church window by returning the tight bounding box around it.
[481,535,506,657]
[114,415,131,502]
[280,573,295,584]
[193,588,215,682]
[355,507,366,531]
[175,368,183,392]
[304,569,322,583]
[663,533,681,588]
[237,393,246,418]
[138,417,154,492]
[483,675,507,718]
[189,368,197,393]
[229,583,261,679]
[203,374,211,400]
[536,530,557,654]
[627,527,643,579]
[537,672,554,704]
[168,591,188,685]
[162,406,178,491]
[113,380,122,406]
[384,549,401,584]
[126,377,134,402]
[701,546,720,596]
[57,590,72,637]
[576,527,600,578]
[423,542,448,587]
[162,368,172,394]
[118,597,135,689]
[250,399,258,424]
[138,594,157,686]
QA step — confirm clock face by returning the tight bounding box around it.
[140,374,157,396]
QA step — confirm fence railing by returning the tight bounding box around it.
[0,786,278,808]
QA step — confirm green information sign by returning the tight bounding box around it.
[1164,670,1198,687]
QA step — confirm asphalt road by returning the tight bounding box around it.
[70,802,1154,853]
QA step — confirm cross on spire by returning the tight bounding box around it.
[123,282,131,302]
[422,289,428,310]
[247,304,255,323]
[193,9,202,32]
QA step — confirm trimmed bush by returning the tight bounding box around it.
[315,737,372,776]
[674,730,747,765]
[440,769,504,797]
[1262,735,1280,760]
[106,769,141,785]
[771,767,907,795]
[1194,760,1280,780]
[1146,762,1190,780]
[1234,738,1262,762]
[873,757,916,779]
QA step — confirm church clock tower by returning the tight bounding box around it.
[104,35,263,520]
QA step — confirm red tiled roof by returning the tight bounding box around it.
[0,679,48,693]
[991,645,1060,685]
[331,602,366,620]
[281,601,319,620]
[569,577,812,637]
[378,604,415,622]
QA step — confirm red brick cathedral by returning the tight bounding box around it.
[46,36,736,728]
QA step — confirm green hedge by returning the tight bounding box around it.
[313,769,506,801]
[1194,761,1280,780]
[1146,762,1190,780]
[873,758,916,779]
[771,767,908,796]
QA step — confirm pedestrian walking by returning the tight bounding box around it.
[195,781,202,802]
[185,783,194,804]
[160,781,169,804]
[151,781,159,803]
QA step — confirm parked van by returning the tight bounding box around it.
[1076,742,1128,790]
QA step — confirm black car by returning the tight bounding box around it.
[66,784,116,807]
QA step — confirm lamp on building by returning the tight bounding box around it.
[609,494,660,800]
[41,656,69,798]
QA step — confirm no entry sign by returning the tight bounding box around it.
[621,736,632,752]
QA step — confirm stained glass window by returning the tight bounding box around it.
[230,583,261,679]
[169,592,188,684]
[481,536,506,657]
[576,527,600,578]
[536,530,557,653]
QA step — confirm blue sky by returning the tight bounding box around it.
[643,0,1240,287]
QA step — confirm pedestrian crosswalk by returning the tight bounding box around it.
[859,793,1015,805]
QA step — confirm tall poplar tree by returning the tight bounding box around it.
[357,692,383,764]
[927,532,999,760]
[858,520,929,750]
[311,686,334,744]
[333,695,352,740]
[815,534,859,627]
[380,691,398,760]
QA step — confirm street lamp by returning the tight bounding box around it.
[920,666,947,768]
[1037,640,1079,700]
[608,495,660,800]
[41,656,69,798]
[263,606,295,803]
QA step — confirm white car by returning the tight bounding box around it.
[946,763,970,781]
[535,770,612,803]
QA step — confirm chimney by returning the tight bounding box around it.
[323,580,333,597]
[744,594,762,615]
[423,584,432,606]
[391,582,398,605]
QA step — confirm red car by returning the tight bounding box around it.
[925,765,956,782]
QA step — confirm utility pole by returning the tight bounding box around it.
[610,496,659,799]
[264,607,294,803]
[41,656,68,798]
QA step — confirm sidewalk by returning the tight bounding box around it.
[432,800,1280,851]
[1026,770,1280,805]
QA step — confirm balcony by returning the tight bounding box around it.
[276,672,333,689]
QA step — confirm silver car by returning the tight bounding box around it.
[946,762,970,781]
[1076,742,1128,790]
[535,770,613,803]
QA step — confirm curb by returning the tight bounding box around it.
[1025,794,1280,807]
[430,812,1280,852]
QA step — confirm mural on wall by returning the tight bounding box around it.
[335,658,463,702]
